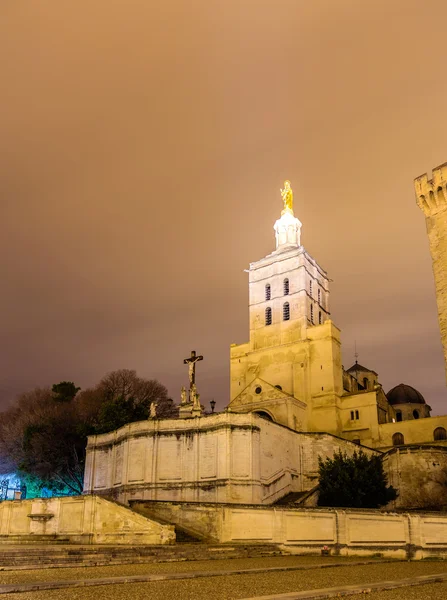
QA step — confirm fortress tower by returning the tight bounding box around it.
[415,163,447,384]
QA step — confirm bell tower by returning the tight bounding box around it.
[229,181,343,434]
[247,181,330,352]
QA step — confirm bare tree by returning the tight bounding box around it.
[97,369,177,419]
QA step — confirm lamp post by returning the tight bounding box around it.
[210,399,216,414]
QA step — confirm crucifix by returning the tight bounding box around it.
[183,350,203,391]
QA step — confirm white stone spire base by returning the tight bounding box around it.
[274,210,302,250]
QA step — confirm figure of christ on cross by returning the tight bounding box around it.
[183,350,203,399]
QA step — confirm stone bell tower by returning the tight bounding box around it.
[415,163,447,385]
[229,181,344,434]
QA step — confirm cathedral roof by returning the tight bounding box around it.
[346,362,378,376]
[386,383,426,405]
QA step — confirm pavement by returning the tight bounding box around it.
[1,556,446,599]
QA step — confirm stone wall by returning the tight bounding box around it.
[0,495,175,544]
[131,500,447,559]
[383,445,447,510]
[378,415,447,449]
[84,412,371,505]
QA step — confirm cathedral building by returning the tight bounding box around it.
[229,181,447,450]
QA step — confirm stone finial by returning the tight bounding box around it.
[149,401,157,419]
[180,386,188,405]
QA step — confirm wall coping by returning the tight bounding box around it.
[129,499,447,517]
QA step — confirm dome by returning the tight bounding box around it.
[386,383,426,406]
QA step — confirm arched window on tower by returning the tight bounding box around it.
[318,289,321,304]
[310,304,314,324]
[265,307,272,326]
[363,377,368,390]
[319,311,322,325]
[396,411,402,422]
[309,280,313,297]
[392,432,404,446]
[413,409,420,419]
[434,427,447,441]
[265,284,271,301]
[283,302,290,321]
[283,278,289,296]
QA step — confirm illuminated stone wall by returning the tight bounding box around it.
[83,412,372,505]
[415,163,447,384]
[0,495,175,544]
[131,500,447,559]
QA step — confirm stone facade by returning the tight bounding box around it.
[415,162,447,384]
[378,415,447,449]
[0,495,175,544]
[83,412,377,505]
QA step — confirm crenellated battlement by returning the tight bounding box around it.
[415,162,447,216]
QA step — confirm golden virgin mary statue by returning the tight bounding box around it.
[280,180,293,214]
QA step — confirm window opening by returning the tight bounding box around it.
[265,284,271,301]
[392,432,404,446]
[413,409,419,419]
[265,307,272,326]
[284,278,289,296]
[318,289,321,304]
[319,311,322,324]
[350,411,354,420]
[396,411,402,422]
[434,427,447,441]
[355,410,359,420]
[309,280,313,297]
[283,302,290,321]
[310,304,314,323]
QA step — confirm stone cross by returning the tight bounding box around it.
[183,350,203,389]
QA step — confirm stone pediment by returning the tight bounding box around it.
[229,378,305,410]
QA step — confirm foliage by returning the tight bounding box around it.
[94,369,177,433]
[317,450,397,509]
[52,381,80,402]
[0,370,176,496]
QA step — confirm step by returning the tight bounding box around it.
[0,544,287,569]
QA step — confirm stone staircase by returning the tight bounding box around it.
[273,486,319,506]
[0,543,288,570]
[274,491,309,505]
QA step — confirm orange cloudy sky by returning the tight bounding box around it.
[1,0,446,413]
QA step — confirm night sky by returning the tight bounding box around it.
[1,1,447,415]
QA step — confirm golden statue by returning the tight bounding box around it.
[280,180,293,213]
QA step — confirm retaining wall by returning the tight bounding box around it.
[131,500,447,559]
[0,495,175,544]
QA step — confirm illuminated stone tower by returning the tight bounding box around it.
[415,163,447,384]
[229,181,343,433]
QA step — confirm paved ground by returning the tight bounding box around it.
[349,582,447,600]
[0,555,378,584]
[2,558,446,599]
